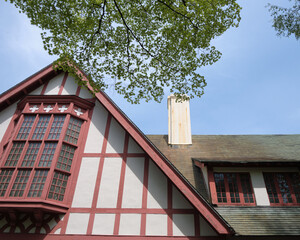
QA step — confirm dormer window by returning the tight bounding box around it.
[263,172,300,205]
[213,172,255,205]
[0,95,94,213]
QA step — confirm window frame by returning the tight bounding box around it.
[209,170,256,206]
[263,172,300,206]
[0,95,94,213]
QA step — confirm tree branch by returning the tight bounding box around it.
[156,0,200,30]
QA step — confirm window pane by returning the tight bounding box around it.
[276,173,293,203]
[0,170,14,197]
[32,115,50,140]
[39,143,57,167]
[48,115,65,140]
[240,173,254,203]
[64,117,83,145]
[214,173,227,203]
[57,144,75,172]
[5,142,25,166]
[16,115,35,139]
[227,173,240,203]
[10,170,31,197]
[28,170,48,197]
[22,142,41,167]
[264,173,279,203]
[290,173,300,203]
[48,172,69,201]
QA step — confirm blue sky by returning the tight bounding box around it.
[1,1,299,135]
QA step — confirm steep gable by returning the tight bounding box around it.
[0,64,232,238]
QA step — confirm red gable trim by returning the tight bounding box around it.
[0,64,233,235]
[0,64,58,111]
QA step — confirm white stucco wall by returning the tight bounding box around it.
[29,84,44,95]
[66,213,89,234]
[119,214,141,235]
[93,214,115,235]
[146,214,167,236]
[172,185,192,209]
[122,157,144,208]
[199,215,217,236]
[173,214,195,236]
[128,136,144,153]
[61,75,78,95]
[0,103,17,142]
[84,102,108,153]
[106,118,125,153]
[72,157,100,207]
[79,85,93,99]
[147,160,167,209]
[44,73,64,95]
[97,157,123,208]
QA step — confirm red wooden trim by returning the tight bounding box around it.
[113,132,129,235]
[69,208,196,214]
[264,172,300,206]
[41,80,48,95]
[211,172,256,206]
[75,86,81,96]
[0,63,232,234]
[82,153,147,158]
[140,157,149,235]
[0,64,54,103]
[58,73,69,95]
[93,89,233,234]
[86,114,112,235]
[207,167,217,205]
[0,234,226,240]
[167,179,173,236]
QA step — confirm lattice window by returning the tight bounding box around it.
[48,115,66,140]
[0,170,14,197]
[16,115,35,139]
[64,117,83,145]
[264,172,300,205]
[0,96,92,206]
[5,142,25,167]
[10,170,31,197]
[32,115,50,140]
[39,142,57,167]
[213,172,255,205]
[227,173,240,203]
[48,172,69,201]
[57,144,75,172]
[291,173,300,203]
[214,173,227,203]
[22,142,41,167]
[240,173,254,203]
[28,170,48,197]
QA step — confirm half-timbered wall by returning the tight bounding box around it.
[0,73,218,237]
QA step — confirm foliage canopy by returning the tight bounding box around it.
[268,0,300,40]
[8,0,241,103]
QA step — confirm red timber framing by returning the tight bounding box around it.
[0,235,225,240]
[0,63,233,236]
[0,95,94,217]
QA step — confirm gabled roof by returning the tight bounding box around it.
[0,63,233,235]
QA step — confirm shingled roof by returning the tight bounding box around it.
[147,134,300,236]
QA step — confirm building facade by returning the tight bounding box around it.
[0,64,299,239]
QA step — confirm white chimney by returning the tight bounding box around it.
[168,95,192,145]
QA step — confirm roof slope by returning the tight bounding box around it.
[217,207,300,235]
[147,135,300,236]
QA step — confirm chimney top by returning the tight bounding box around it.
[168,95,192,145]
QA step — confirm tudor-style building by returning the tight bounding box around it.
[0,64,299,239]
